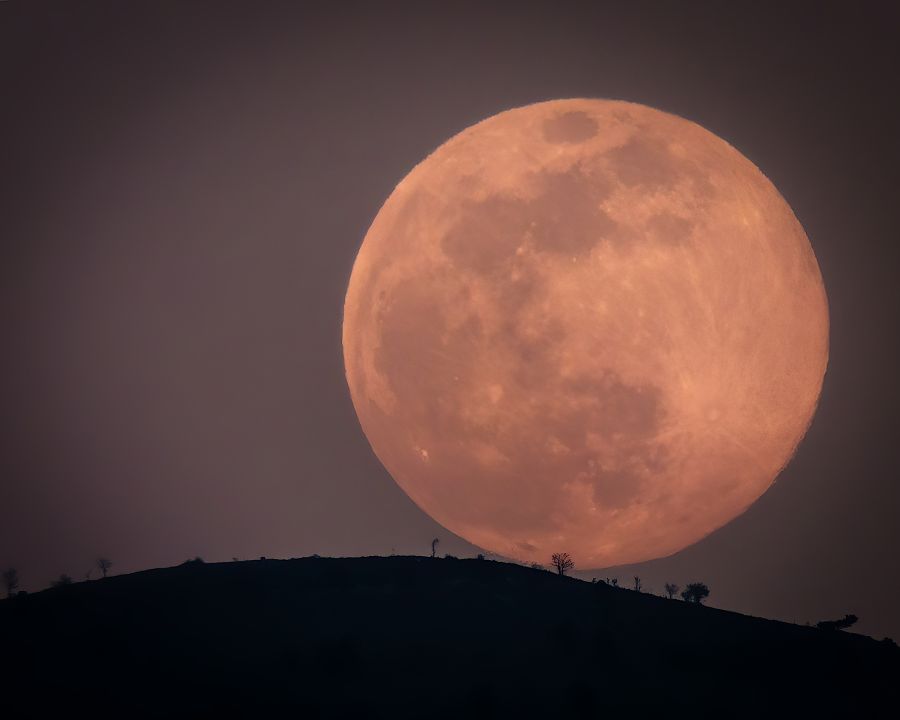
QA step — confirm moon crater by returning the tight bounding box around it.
[543,110,599,144]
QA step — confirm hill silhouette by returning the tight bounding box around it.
[2,556,897,718]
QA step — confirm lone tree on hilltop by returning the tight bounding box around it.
[97,557,112,579]
[633,576,642,592]
[431,538,439,558]
[664,582,680,599]
[3,568,18,598]
[817,614,858,631]
[681,582,710,604]
[551,553,574,576]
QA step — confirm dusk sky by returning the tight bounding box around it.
[2,1,898,641]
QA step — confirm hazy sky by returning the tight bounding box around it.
[2,1,898,640]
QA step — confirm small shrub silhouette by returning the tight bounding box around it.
[664,582,680,599]
[51,574,73,588]
[2,568,18,598]
[97,557,112,578]
[681,582,710,604]
[551,553,574,576]
[816,614,858,631]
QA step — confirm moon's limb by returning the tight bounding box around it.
[343,99,829,567]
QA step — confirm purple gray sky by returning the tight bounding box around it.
[2,1,899,640]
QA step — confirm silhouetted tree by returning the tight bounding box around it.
[97,557,112,578]
[476,553,485,561]
[633,576,642,592]
[551,553,574,576]
[816,614,858,631]
[2,568,18,598]
[530,563,544,571]
[681,582,710,604]
[431,538,439,558]
[664,582,679,599]
[606,577,618,587]
[52,574,73,588]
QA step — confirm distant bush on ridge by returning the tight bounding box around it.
[551,553,574,576]
[681,583,710,604]
[817,614,858,631]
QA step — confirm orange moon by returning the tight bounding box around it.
[343,99,828,568]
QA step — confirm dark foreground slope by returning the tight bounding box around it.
[2,557,897,718]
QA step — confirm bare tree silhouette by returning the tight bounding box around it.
[97,557,112,579]
[2,568,18,598]
[551,553,574,576]
[633,576,642,592]
[664,582,679,599]
[681,582,710,604]
[817,614,858,631]
[431,538,439,558]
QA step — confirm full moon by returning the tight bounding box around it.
[343,99,828,568]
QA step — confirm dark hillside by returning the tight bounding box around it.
[2,556,896,718]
